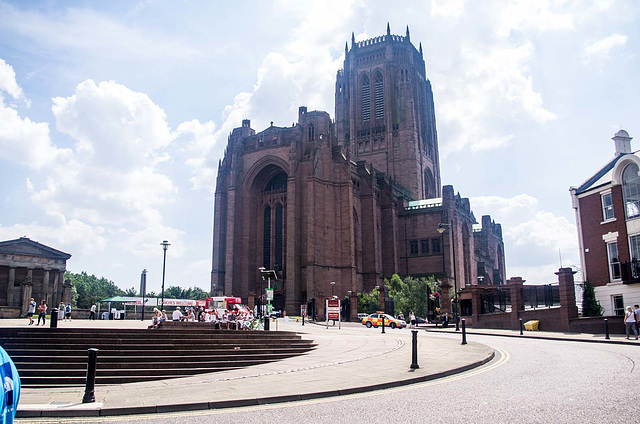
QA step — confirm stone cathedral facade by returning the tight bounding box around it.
[211,26,506,317]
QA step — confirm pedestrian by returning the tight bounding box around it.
[37,300,47,326]
[409,311,416,328]
[89,303,96,320]
[65,302,72,321]
[26,297,36,325]
[624,306,638,340]
[172,307,183,321]
[58,302,65,321]
[634,304,640,335]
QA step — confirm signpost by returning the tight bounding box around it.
[326,298,341,329]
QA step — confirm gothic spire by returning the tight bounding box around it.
[386,22,390,35]
[406,25,411,41]
[419,42,423,57]
[345,42,348,54]
[351,31,355,48]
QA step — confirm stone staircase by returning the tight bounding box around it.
[0,325,315,387]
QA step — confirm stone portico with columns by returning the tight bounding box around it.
[0,237,72,318]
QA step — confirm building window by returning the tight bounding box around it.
[432,238,441,254]
[410,240,418,255]
[275,203,283,271]
[308,123,315,141]
[374,73,384,120]
[607,242,621,281]
[421,239,429,255]
[362,76,370,122]
[263,206,271,269]
[622,163,640,219]
[612,295,624,316]
[601,192,614,221]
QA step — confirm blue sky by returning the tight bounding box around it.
[0,0,638,293]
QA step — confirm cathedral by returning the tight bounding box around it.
[211,26,506,318]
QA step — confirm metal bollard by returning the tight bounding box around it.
[410,330,419,369]
[302,314,305,326]
[519,318,523,335]
[49,308,58,328]
[381,315,385,333]
[82,348,99,403]
[264,316,270,331]
[461,319,467,345]
[605,318,610,340]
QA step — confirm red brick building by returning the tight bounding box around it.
[571,129,640,316]
[211,26,506,316]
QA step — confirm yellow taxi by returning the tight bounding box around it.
[361,313,407,329]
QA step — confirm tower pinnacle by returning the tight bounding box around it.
[406,25,410,41]
[387,22,390,35]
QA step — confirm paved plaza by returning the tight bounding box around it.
[2,317,637,419]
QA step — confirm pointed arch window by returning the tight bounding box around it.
[308,123,315,141]
[263,206,271,269]
[361,76,370,122]
[275,204,284,271]
[374,73,384,120]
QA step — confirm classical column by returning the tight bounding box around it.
[62,278,73,305]
[43,269,51,307]
[20,276,33,315]
[6,268,15,306]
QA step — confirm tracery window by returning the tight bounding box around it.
[362,76,370,122]
[374,73,384,120]
[263,206,271,269]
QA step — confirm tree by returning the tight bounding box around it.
[385,274,432,318]
[65,271,125,309]
[124,287,137,297]
[582,281,603,317]
[357,288,380,314]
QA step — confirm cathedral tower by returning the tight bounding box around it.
[335,24,441,200]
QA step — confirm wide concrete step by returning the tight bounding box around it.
[4,347,313,359]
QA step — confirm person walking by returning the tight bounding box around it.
[624,306,638,340]
[89,303,96,320]
[634,304,640,335]
[26,298,36,325]
[58,302,65,322]
[64,302,72,321]
[37,300,47,326]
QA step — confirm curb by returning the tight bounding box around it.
[422,328,639,346]
[17,350,495,418]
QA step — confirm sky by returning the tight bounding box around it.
[0,0,638,294]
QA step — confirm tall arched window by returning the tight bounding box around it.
[623,163,640,219]
[263,206,271,269]
[361,76,370,122]
[374,73,384,120]
[308,123,315,141]
[275,204,283,271]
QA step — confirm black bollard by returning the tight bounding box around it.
[519,318,523,335]
[49,308,58,328]
[264,316,270,331]
[461,319,467,345]
[302,314,305,326]
[410,330,419,369]
[82,348,99,403]
[605,318,610,340]
[381,315,385,333]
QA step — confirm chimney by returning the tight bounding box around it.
[612,129,632,156]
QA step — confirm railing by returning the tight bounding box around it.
[480,290,510,314]
[520,284,559,309]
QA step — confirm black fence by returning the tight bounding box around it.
[520,284,560,309]
[475,284,560,314]
[480,289,510,314]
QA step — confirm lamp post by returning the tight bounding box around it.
[160,240,170,311]
[140,269,147,322]
[330,281,336,297]
[258,267,265,319]
[437,222,459,331]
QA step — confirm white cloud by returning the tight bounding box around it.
[431,0,464,18]
[583,33,628,61]
[0,58,26,101]
[471,194,579,283]
[116,224,186,258]
[493,0,574,38]
[0,214,107,255]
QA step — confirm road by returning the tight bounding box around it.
[18,332,638,424]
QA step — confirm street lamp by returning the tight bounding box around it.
[258,266,265,319]
[160,240,170,311]
[330,281,336,297]
[140,269,147,322]
[436,222,460,331]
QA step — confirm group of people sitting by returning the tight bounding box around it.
[148,306,261,330]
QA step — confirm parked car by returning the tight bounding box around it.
[361,313,407,329]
